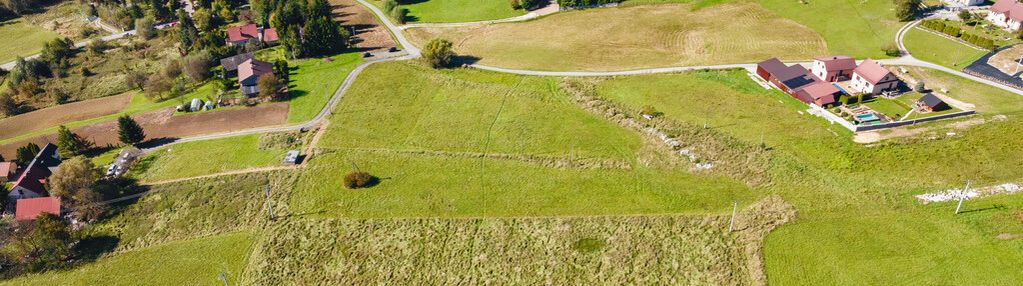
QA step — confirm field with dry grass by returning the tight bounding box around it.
[406,3,826,71]
[245,196,794,285]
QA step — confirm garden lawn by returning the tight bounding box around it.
[370,0,524,23]
[0,233,254,286]
[904,27,987,69]
[320,61,643,159]
[863,97,912,119]
[130,134,283,182]
[0,19,60,63]
[285,52,362,123]
[757,0,902,58]
[406,3,826,71]
[898,66,1023,114]
[587,68,1023,284]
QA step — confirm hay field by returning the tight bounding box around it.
[0,93,131,140]
[406,3,827,71]
[367,0,523,23]
[246,196,794,285]
[0,19,60,64]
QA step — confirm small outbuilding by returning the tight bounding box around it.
[15,197,61,221]
[916,94,951,112]
[283,150,300,165]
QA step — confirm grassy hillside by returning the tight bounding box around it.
[130,134,293,182]
[407,3,827,71]
[0,19,60,63]
[585,68,1023,284]
[369,0,524,23]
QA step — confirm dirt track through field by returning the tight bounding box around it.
[0,103,289,158]
[0,94,131,139]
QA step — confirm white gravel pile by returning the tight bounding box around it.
[642,127,714,171]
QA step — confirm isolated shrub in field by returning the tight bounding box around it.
[422,38,455,68]
[881,43,901,57]
[344,172,377,189]
[914,81,926,92]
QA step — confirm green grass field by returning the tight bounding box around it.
[129,134,285,182]
[757,0,901,59]
[295,62,757,218]
[586,68,1023,284]
[320,62,642,159]
[406,3,826,71]
[286,52,362,123]
[370,0,524,23]
[0,233,254,286]
[904,27,987,69]
[0,19,60,64]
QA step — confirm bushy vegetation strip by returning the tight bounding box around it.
[324,147,633,170]
[245,196,794,285]
[560,77,772,187]
[919,20,994,50]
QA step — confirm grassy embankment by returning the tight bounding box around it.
[903,27,988,69]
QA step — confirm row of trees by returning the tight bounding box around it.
[250,0,350,59]
[557,0,621,8]
[509,0,547,10]
[920,19,996,50]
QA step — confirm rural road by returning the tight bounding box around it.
[0,22,176,70]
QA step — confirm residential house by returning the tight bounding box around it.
[227,24,279,46]
[220,52,255,77]
[0,162,15,182]
[756,58,840,107]
[916,94,951,112]
[810,56,857,82]
[851,59,901,95]
[987,0,1023,31]
[14,197,61,221]
[6,144,61,206]
[237,59,275,96]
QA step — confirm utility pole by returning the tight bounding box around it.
[218,272,229,286]
[955,180,971,214]
[264,185,275,220]
[728,200,738,232]
[350,160,359,172]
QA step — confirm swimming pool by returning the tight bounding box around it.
[856,113,880,123]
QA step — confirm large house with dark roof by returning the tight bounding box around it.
[6,144,61,210]
[227,24,279,46]
[237,58,275,96]
[756,58,841,107]
[220,52,255,77]
[851,59,900,95]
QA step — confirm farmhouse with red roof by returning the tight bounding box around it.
[850,59,900,95]
[987,0,1023,31]
[227,24,279,46]
[0,161,15,183]
[14,197,61,221]
[237,58,275,96]
[810,56,857,82]
[756,58,841,107]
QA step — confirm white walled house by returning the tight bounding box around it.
[810,56,857,82]
[850,60,900,95]
[988,0,1023,31]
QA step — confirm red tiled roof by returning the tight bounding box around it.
[227,24,260,42]
[800,82,840,105]
[992,0,1023,21]
[15,197,60,221]
[853,59,893,85]
[237,59,274,83]
[262,28,279,42]
[815,56,857,72]
[12,164,51,195]
[0,162,14,175]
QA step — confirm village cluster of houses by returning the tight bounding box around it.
[2,144,63,221]
[218,23,280,98]
[756,56,903,107]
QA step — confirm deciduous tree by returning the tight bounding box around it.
[422,38,455,68]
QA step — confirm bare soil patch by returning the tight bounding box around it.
[0,103,288,158]
[987,44,1023,76]
[330,0,397,53]
[0,94,131,139]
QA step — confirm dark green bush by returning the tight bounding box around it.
[344,172,378,189]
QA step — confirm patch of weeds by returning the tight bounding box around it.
[571,237,606,253]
